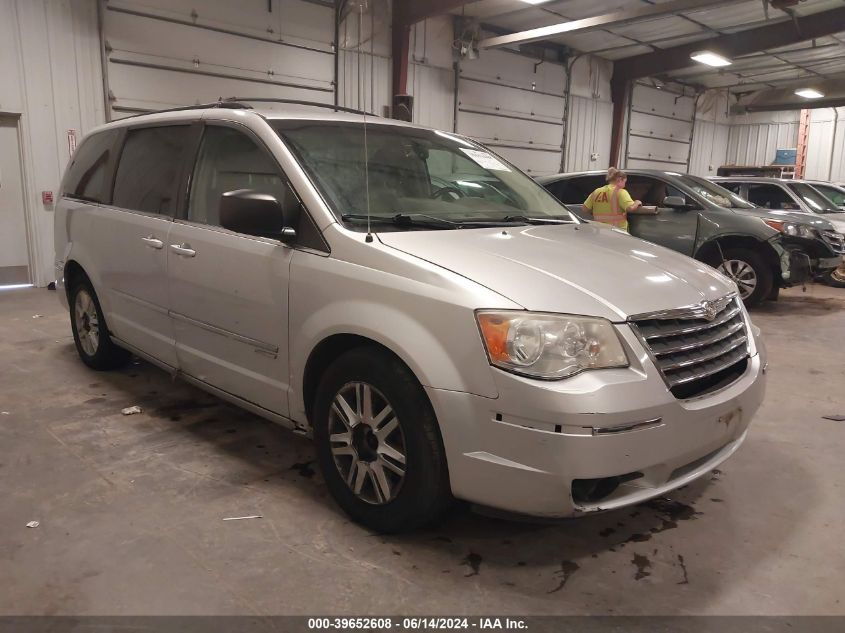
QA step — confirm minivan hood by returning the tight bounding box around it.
[378,224,735,321]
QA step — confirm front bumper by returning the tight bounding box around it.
[428,327,766,518]
[817,255,844,273]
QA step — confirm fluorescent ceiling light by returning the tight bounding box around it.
[795,88,824,99]
[690,50,732,67]
[519,0,553,4]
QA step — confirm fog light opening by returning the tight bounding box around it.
[572,472,643,504]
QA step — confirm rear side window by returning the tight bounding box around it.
[112,125,191,215]
[546,176,603,204]
[718,182,743,196]
[746,184,800,210]
[62,130,119,203]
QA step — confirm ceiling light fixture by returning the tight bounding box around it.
[690,50,732,67]
[794,88,824,99]
[519,0,553,4]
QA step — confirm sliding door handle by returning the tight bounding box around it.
[141,236,164,249]
[170,243,196,258]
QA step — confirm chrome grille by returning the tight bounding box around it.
[821,230,845,255]
[633,296,749,399]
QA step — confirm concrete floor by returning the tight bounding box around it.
[1,285,844,616]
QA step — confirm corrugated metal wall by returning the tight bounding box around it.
[726,110,800,167]
[565,96,612,172]
[804,107,845,182]
[688,90,730,177]
[409,16,455,132]
[564,55,613,173]
[337,0,390,116]
[0,0,104,287]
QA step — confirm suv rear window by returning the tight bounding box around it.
[745,184,800,210]
[112,125,191,215]
[546,176,604,204]
[62,130,119,203]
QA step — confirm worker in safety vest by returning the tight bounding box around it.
[584,167,643,231]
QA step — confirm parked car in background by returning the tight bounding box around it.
[538,170,837,306]
[802,181,845,211]
[713,177,845,288]
[711,177,845,232]
[55,102,767,532]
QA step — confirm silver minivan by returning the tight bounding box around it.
[55,101,766,532]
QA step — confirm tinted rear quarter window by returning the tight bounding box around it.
[62,130,119,203]
[112,125,192,214]
[746,184,799,210]
[546,176,603,204]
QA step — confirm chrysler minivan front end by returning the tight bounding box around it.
[56,104,766,532]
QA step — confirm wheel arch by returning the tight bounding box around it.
[695,234,781,278]
[63,259,90,302]
[301,333,432,428]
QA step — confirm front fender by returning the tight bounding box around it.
[287,241,517,426]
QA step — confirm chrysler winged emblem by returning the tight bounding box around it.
[702,300,718,321]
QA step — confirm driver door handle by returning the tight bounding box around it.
[141,235,164,249]
[170,243,196,258]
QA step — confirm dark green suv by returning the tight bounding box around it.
[539,169,841,307]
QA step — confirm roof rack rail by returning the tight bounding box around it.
[116,100,253,120]
[224,97,377,117]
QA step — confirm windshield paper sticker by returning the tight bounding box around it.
[460,148,511,172]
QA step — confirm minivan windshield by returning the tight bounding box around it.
[682,175,755,209]
[273,120,577,230]
[787,182,839,214]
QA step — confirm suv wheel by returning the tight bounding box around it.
[313,347,451,533]
[69,278,130,370]
[713,248,773,308]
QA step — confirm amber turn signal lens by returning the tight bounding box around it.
[477,313,511,362]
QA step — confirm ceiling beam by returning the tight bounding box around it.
[477,0,734,50]
[613,5,845,82]
[394,0,479,27]
[733,75,845,112]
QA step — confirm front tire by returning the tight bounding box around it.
[69,278,130,370]
[313,347,451,533]
[821,265,845,288]
[712,248,773,308]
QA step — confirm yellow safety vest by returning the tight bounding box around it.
[585,185,631,230]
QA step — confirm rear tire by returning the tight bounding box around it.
[312,347,451,533]
[69,277,130,370]
[711,248,773,308]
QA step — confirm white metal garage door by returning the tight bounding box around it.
[456,48,566,176]
[102,0,336,119]
[625,82,695,172]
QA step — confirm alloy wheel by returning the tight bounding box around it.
[328,382,406,505]
[718,259,757,299]
[74,289,100,356]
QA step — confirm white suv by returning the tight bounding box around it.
[55,100,766,532]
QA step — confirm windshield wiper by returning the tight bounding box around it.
[501,215,575,225]
[341,213,523,229]
[341,213,459,229]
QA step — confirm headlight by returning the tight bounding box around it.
[762,218,818,239]
[476,311,629,379]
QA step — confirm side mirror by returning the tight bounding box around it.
[663,195,689,210]
[219,189,296,242]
